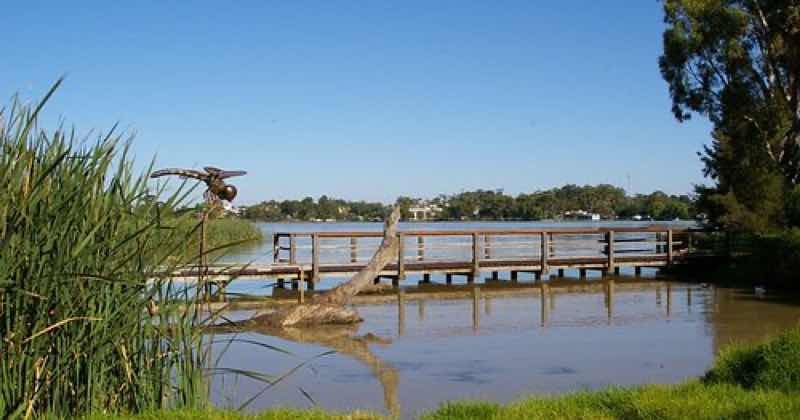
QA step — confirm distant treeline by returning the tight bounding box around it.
[242,184,695,222]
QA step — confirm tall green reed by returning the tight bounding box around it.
[0,80,215,419]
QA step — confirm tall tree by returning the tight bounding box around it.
[660,0,800,230]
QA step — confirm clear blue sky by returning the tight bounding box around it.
[2,1,711,205]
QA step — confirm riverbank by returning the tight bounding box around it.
[87,325,800,419]
[85,382,800,419]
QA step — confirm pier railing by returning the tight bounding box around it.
[271,226,702,285]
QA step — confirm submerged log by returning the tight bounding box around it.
[243,207,401,327]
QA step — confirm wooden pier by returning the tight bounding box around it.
[170,226,711,290]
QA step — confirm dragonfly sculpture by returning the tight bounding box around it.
[150,166,247,207]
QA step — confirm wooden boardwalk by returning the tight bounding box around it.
[170,226,712,290]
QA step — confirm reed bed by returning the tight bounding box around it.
[0,81,219,419]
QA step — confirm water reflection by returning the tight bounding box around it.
[208,280,800,418]
[215,322,401,417]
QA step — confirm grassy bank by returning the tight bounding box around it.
[88,325,800,419]
[181,216,264,260]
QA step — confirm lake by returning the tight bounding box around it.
[206,221,800,419]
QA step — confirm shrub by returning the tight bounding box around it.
[705,325,800,392]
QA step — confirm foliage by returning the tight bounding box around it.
[83,408,379,420]
[181,217,264,259]
[705,325,800,392]
[242,186,694,222]
[660,0,800,232]
[243,196,387,222]
[421,382,800,420]
[696,228,800,289]
[0,81,209,419]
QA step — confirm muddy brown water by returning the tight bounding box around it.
[207,279,800,419]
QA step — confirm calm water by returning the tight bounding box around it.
[207,221,800,419]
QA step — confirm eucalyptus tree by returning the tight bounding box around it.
[660,0,800,230]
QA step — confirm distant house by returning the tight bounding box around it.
[563,210,601,221]
[222,201,243,216]
[408,203,442,221]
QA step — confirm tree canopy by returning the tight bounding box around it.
[660,0,800,231]
[242,185,694,222]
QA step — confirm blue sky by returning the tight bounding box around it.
[2,1,711,204]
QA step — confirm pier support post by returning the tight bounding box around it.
[490,271,499,282]
[540,232,549,274]
[614,266,620,276]
[289,236,297,265]
[557,268,564,278]
[397,234,405,280]
[667,229,674,266]
[277,278,285,289]
[579,268,587,279]
[471,233,481,279]
[446,273,453,285]
[421,273,431,284]
[311,233,320,284]
[392,276,400,288]
[606,230,615,275]
[510,271,518,283]
[534,271,542,281]
[635,266,642,277]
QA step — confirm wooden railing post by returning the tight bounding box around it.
[312,233,320,285]
[484,234,492,260]
[397,233,405,280]
[540,232,549,273]
[606,230,615,274]
[350,237,358,263]
[272,234,279,263]
[667,229,674,265]
[289,235,297,265]
[417,236,424,261]
[471,232,480,277]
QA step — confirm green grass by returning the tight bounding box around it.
[203,217,264,255]
[80,382,800,420]
[422,382,800,420]
[704,325,800,392]
[82,408,379,420]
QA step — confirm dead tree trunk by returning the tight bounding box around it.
[243,207,401,327]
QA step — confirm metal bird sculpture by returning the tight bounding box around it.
[150,166,246,207]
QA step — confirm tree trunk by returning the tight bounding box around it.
[242,207,401,327]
